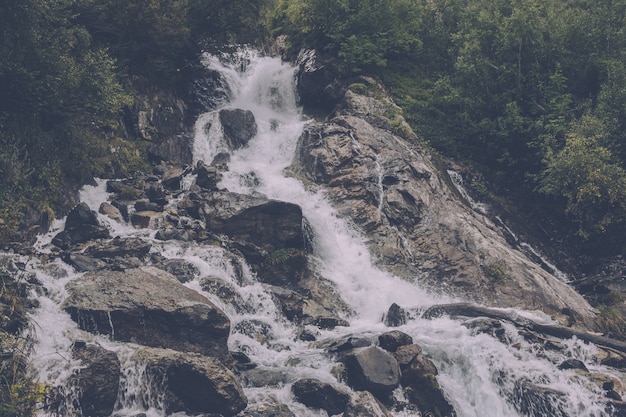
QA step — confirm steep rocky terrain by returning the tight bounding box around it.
[2,49,626,417]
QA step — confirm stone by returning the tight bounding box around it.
[342,346,401,398]
[62,266,232,364]
[70,342,121,417]
[134,199,163,212]
[344,391,394,417]
[62,253,107,272]
[52,203,110,249]
[295,49,342,114]
[196,160,223,191]
[558,358,588,372]
[378,331,413,353]
[384,303,408,327]
[153,258,199,283]
[239,401,295,417]
[291,378,351,416]
[219,108,257,150]
[202,192,305,256]
[85,237,152,259]
[130,210,163,229]
[289,80,598,326]
[132,347,246,416]
[98,202,123,223]
[513,379,567,417]
[148,134,193,166]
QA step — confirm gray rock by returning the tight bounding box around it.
[62,266,232,364]
[70,342,120,417]
[289,82,597,326]
[384,303,409,327]
[378,331,413,353]
[239,400,295,417]
[85,237,152,259]
[344,391,394,417]
[132,347,246,416]
[153,258,199,283]
[291,378,351,416]
[52,203,110,249]
[343,346,401,398]
[196,160,223,191]
[219,108,257,150]
[98,202,123,223]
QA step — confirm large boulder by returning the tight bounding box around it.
[295,49,342,114]
[289,80,598,326]
[203,193,304,252]
[394,344,455,417]
[62,266,232,365]
[291,378,351,416]
[52,203,110,249]
[219,108,257,150]
[342,346,401,398]
[344,391,394,417]
[69,342,120,417]
[132,347,247,416]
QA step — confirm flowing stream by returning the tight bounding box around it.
[21,48,621,417]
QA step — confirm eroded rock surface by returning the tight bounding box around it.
[290,79,597,326]
[63,266,232,364]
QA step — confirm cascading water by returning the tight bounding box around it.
[18,48,621,417]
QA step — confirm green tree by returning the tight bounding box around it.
[540,115,626,240]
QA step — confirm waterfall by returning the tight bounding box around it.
[19,48,618,417]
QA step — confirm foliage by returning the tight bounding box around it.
[539,116,626,238]
[268,248,306,266]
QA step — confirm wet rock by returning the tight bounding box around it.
[130,210,163,229]
[344,391,394,417]
[239,399,295,417]
[134,199,164,212]
[596,346,626,369]
[132,347,246,416]
[148,134,193,166]
[558,358,588,371]
[342,346,401,398]
[513,379,567,417]
[239,367,290,388]
[295,49,342,114]
[85,237,152,259]
[394,344,455,417]
[463,317,508,343]
[219,108,257,150]
[63,266,232,365]
[52,203,110,249]
[378,331,413,353]
[233,319,275,346]
[384,303,408,327]
[200,276,244,308]
[98,202,123,223]
[153,258,199,283]
[311,316,350,330]
[196,160,223,191]
[70,342,120,417]
[314,335,374,354]
[289,82,598,325]
[159,163,185,190]
[291,378,351,416]
[63,253,107,272]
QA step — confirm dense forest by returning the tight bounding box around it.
[2,0,626,256]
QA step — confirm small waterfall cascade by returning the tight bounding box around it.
[8,48,621,417]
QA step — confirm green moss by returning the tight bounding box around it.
[482,262,508,283]
[267,248,305,266]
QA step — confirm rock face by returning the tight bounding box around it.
[342,346,401,398]
[291,378,351,416]
[51,203,110,249]
[69,342,120,417]
[219,108,257,150]
[133,347,247,416]
[289,78,597,326]
[62,266,232,365]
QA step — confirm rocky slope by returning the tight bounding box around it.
[4,49,626,417]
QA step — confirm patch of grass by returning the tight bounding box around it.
[482,262,508,283]
[596,304,626,340]
[267,248,306,266]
